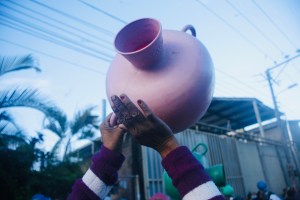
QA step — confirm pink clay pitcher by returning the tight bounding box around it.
[106,18,215,133]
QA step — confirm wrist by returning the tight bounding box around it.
[103,143,123,154]
[157,136,180,158]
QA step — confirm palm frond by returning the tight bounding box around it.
[0,131,28,148]
[0,111,26,137]
[50,137,65,161]
[0,110,14,122]
[70,106,99,135]
[0,54,41,76]
[78,127,96,140]
[0,87,67,131]
[43,117,65,138]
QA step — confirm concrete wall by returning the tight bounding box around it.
[236,141,265,194]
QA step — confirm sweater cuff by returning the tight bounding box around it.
[162,146,211,198]
[67,179,100,200]
[90,145,125,185]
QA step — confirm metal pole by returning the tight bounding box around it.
[101,99,106,122]
[264,53,300,184]
[135,174,141,200]
[265,69,281,128]
[265,68,300,184]
[252,100,265,138]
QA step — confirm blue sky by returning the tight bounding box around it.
[0,0,299,151]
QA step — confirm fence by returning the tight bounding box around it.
[142,129,291,199]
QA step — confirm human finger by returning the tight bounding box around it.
[120,94,145,120]
[111,95,127,113]
[106,112,118,127]
[105,112,113,125]
[111,95,130,124]
[137,99,153,117]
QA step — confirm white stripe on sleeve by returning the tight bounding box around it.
[183,181,222,200]
[82,168,113,199]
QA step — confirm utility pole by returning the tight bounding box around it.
[265,53,300,184]
[265,69,281,129]
[265,53,300,138]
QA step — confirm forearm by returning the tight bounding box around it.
[162,146,225,200]
[67,146,125,200]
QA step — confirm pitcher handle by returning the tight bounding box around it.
[181,25,196,37]
[191,143,208,156]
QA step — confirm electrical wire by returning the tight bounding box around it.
[193,0,299,115]
[216,68,269,98]
[0,2,114,52]
[194,0,275,62]
[0,11,114,61]
[30,0,115,37]
[251,0,298,50]
[6,0,113,47]
[274,62,289,81]
[0,17,109,61]
[78,0,127,25]
[0,38,106,74]
[2,0,297,117]
[225,0,285,55]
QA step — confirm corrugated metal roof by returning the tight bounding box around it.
[197,97,279,131]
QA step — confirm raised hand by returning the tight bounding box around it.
[100,112,126,153]
[110,94,179,158]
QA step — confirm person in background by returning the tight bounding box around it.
[285,187,300,200]
[256,180,281,200]
[67,94,225,200]
[150,193,170,200]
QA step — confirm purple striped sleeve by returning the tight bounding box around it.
[67,179,100,200]
[162,146,224,200]
[90,146,125,185]
[67,146,125,200]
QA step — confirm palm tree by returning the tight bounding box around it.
[0,54,67,144]
[43,106,100,161]
[0,54,41,76]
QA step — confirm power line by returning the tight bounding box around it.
[216,68,269,98]
[30,0,115,37]
[194,0,298,113]
[216,77,257,97]
[251,0,298,50]
[225,0,285,55]
[0,17,108,61]
[7,1,111,45]
[194,0,275,62]
[0,18,103,61]
[1,2,114,52]
[0,11,113,61]
[6,0,113,47]
[0,38,106,74]
[274,62,289,81]
[78,0,127,24]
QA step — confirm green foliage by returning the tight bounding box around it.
[0,134,36,200]
[44,105,100,161]
[0,54,95,199]
[30,161,84,200]
[0,54,67,140]
[0,87,67,131]
[0,134,86,200]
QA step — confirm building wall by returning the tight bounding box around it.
[142,129,291,199]
[236,142,265,194]
[289,120,300,143]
